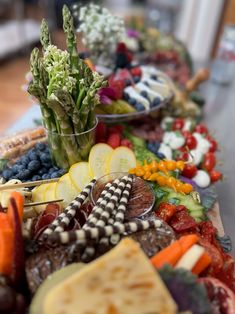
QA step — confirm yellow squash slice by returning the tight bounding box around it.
[88,143,113,179]
[32,183,50,213]
[108,146,137,173]
[69,162,91,192]
[55,173,78,207]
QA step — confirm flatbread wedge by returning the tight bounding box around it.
[43,238,177,314]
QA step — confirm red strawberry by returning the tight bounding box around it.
[120,138,133,149]
[107,133,121,148]
[108,125,124,135]
[96,122,107,142]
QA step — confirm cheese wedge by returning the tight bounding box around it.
[43,238,177,314]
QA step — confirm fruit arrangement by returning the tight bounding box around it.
[0,4,234,314]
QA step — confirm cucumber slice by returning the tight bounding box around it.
[159,186,205,221]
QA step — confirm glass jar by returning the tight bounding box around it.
[47,118,98,170]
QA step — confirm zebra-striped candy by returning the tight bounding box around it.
[46,219,162,245]
[42,179,96,236]
[82,178,120,229]
[110,178,133,245]
[81,176,130,260]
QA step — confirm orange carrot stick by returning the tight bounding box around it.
[8,191,24,225]
[151,234,199,269]
[179,234,199,254]
[0,213,13,275]
[151,241,183,268]
[192,252,212,275]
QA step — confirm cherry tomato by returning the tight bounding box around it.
[210,169,222,182]
[176,160,185,171]
[173,118,185,130]
[202,152,216,172]
[195,123,208,134]
[177,151,190,162]
[182,130,191,138]
[206,136,218,153]
[185,135,197,150]
[130,67,142,77]
[165,160,176,171]
[181,183,193,194]
[155,202,177,222]
[182,163,198,178]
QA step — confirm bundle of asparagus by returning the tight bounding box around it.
[28,5,107,169]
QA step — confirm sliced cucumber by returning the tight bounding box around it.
[159,186,205,221]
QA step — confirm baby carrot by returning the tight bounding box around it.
[0,213,13,275]
[192,252,212,275]
[151,240,182,268]
[8,191,24,225]
[178,234,199,254]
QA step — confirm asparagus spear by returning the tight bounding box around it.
[40,19,51,51]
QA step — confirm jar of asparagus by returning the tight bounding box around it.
[28,5,107,170]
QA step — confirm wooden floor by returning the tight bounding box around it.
[0,55,32,134]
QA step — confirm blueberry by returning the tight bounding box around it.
[151,74,157,80]
[2,169,14,180]
[17,169,31,180]
[48,168,56,175]
[28,152,39,161]
[143,81,150,87]
[43,162,53,169]
[28,160,41,172]
[125,79,132,87]
[50,172,59,179]
[35,142,46,151]
[12,164,25,174]
[128,97,137,106]
[133,76,140,83]
[38,167,47,175]
[42,173,50,180]
[152,97,162,107]
[123,92,129,101]
[135,102,145,112]
[32,175,41,181]
[140,90,148,98]
[40,153,51,163]
[57,168,66,176]
[153,142,160,150]
[20,156,30,166]
[157,152,165,159]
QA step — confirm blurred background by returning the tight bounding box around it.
[0,1,235,246]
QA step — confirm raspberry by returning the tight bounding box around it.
[96,122,107,142]
[120,138,133,149]
[107,133,121,148]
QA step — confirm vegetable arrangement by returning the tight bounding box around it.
[28,5,106,169]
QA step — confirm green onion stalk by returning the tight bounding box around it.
[28,5,107,169]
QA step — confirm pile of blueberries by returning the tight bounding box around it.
[1,142,66,182]
[147,142,165,159]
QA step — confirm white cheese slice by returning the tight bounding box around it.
[176,244,205,270]
[135,82,163,101]
[193,132,211,154]
[43,238,177,314]
[124,86,150,109]
[182,120,192,131]
[190,149,203,166]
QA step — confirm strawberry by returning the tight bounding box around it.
[107,133,121,148]
[96,122,107,143]
[120,138,133,149]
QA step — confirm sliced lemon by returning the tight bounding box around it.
[55,173,78,207]
[69,162,91,191]
[88,143,113,179]
[108,147,137,173]
[32,183,50,213]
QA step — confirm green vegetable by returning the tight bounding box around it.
[123,130,145,148]
[28,5,107,169]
